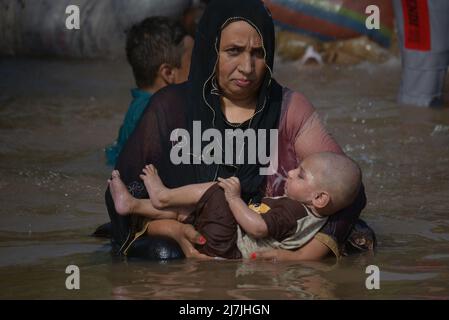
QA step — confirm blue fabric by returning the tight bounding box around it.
[105,88,152,166]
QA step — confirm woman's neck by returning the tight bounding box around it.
[220,95,257,124]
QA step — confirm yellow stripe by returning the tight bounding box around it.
[314,232,340,260]
[122,221,151,256]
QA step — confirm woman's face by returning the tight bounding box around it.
[217,20,267,102]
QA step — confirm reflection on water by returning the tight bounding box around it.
[0,57,448,299]
[108,260,339,300]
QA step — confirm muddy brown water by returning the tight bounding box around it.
[0,57,448,299]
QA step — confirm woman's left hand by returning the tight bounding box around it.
[146,219,212,260]
[178,223,213,260]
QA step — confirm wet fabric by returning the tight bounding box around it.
[257,197,311,241]
[125,235,185,260]
[105,88,152,166]
[193,184,242,259]
[341,219,377,256]
[237,201,327,259]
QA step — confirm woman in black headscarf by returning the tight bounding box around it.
[106,0,373,260]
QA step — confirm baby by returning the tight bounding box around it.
[108,152,361,259]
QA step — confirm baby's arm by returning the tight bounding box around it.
[217,177,268,239]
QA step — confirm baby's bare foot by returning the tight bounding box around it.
[108,170,135,216]
[139,164,168,209]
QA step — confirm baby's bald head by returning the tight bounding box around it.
[306,152,362,213]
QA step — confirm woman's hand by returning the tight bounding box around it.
[175,206,193,222]
[146,219,212,259]
[178,223,212,259]
[217,177,241,203]
[177,212,190,222]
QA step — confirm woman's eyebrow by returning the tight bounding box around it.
[223,43,263,50]
[224,44,244,49]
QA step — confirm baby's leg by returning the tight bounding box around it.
[140,164,215,209]
[108,170,177,219]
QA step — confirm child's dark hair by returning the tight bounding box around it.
[126,16,188,88]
